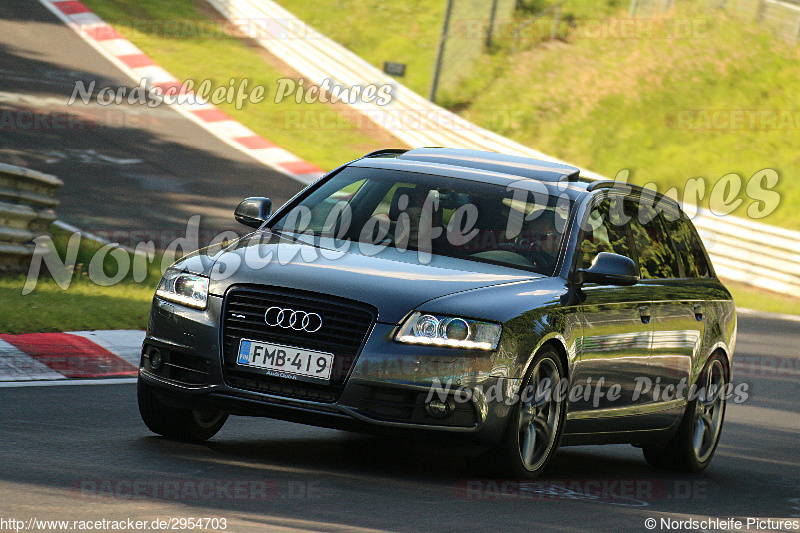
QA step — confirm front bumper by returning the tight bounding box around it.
[141,294,518,446]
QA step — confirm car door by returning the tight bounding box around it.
[568,194,655,426]
[625,199,701,414]
[655,209,712,398]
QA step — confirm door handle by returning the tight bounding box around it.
[693,304,704,321]
[638,306,651,324]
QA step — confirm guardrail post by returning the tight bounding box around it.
[794,12,800,44]
[486,0,500,49]
[429,0,454,104]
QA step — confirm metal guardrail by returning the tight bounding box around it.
[0,163,62,273]
[691,208,800,294]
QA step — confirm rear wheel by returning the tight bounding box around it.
[493,346,566,478]
[643,353,728,472]
[138,379,228,442]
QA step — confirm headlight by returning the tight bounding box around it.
[155,270,209,309]
[395,312,502,351]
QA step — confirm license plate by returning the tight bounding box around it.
[236,339,334,381]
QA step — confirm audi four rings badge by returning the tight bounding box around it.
[264,306,323,333]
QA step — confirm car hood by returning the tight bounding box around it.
[172,230,541,324]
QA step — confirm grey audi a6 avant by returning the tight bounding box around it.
[139,148,736,478]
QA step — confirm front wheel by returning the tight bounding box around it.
[643,353,728,472]
[138,379,228,442]
[494,346,566,478]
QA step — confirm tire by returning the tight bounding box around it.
[485,346,567,478]
[137,378,228,442]
[643,352,728,472]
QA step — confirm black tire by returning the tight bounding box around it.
[643,352,728,472]
[137,378,228,442]
[483,346,567,478]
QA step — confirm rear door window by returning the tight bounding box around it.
[662,213,711,278]
[624,199,681,279]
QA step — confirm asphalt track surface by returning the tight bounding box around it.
[0,313,798,532]
[0,0,304,241]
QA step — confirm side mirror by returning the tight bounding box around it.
[575,252,639,286]
[234,197,272,228]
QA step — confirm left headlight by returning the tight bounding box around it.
[155,270,209,309]
[395,312,502,351]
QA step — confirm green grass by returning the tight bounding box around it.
[725,280,800,317]
[82,0,387,171]
[274,0,447,96]
[273,0,623,97]
[0,276,153,334]
[276,0,800,230]
[0,227,160,333]
[461,2,800,229]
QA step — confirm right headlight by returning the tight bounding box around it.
[395,312,502,351]
[155,269,209,309]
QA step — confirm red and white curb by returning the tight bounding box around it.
[0,330,144,386]
[37,0,324,184]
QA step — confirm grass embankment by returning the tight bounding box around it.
[725,281,800,317]
[0,228,159,333]
[276,0,800,230]
[82,0,390,171]
[274,0,619,97]
[0,277,153,333]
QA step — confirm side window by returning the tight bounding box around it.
[663,213,711,278]
[624,199,681,279]
[578,196,633,270]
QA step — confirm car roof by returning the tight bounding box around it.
[351,147,679,209]
[350,148,590,200]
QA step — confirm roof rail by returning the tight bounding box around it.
[585,180,618,192]
[361,149,408,159]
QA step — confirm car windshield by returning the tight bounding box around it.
[269,166,573,275]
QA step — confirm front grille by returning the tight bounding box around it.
[221,286,377,402]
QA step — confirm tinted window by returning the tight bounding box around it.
[624,199,681,279]
[662,213,711,278]
[578,196,633,270]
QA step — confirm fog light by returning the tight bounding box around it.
[149,348,163,371]
[425,398,454,419]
